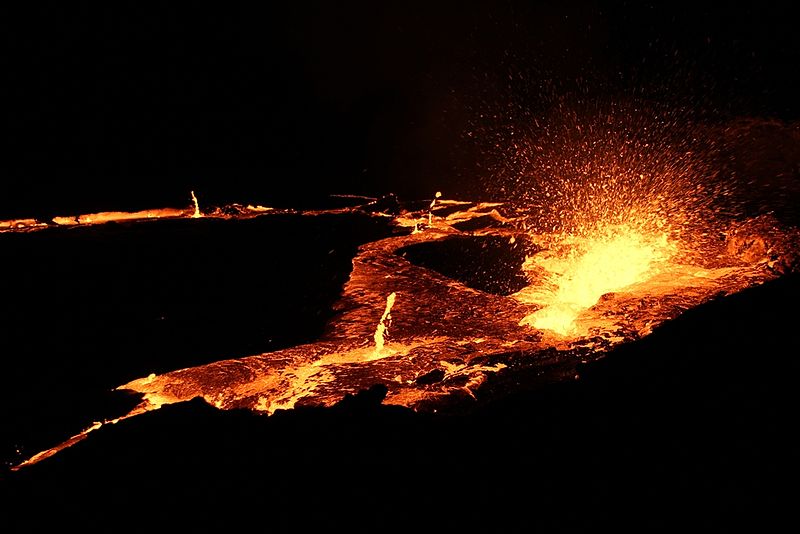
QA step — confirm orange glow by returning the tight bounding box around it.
[9,197,796,470]
[428,191,442,225]
[0,194,280,234]
[372,291,397,358]
[53,208,188,226]
[190,190,203,218]
[517,223,675,336]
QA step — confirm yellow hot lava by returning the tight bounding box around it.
[518,224,676,336]
[191,190,203,218]
[372,291,396,358]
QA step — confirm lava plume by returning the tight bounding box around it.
[478,101,790,335]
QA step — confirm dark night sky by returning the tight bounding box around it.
[2,1,798,218]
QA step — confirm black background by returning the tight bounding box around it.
[2,1,798,218]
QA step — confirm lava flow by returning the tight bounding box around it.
[6,111,800,470]
[10,186,798,469]
[0,191,277,232]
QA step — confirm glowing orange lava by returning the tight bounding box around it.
[0,192,285,233]
[372,291,397,358]
[190,190,203,218]
[517,223,676,336]
[8,195,797,471]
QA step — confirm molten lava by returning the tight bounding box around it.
[372,292,397,359]
[9,192,797,472]
[517,224,676,336]
[190,190,203,219]
[0,191,276,233]
[8,110,800,479]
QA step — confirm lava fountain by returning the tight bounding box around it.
[484,100,756,338]
[517,224,676,336]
